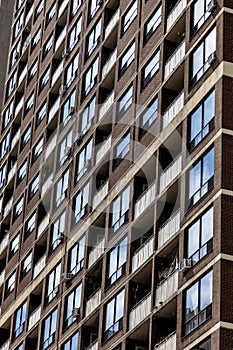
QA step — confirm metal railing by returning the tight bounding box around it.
[132,236,154,272]
[129,293,151,330]
[134,183,156,220]
[158,211,180,249]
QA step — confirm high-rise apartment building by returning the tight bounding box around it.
[0,0,233,349]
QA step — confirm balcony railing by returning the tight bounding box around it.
[102,48,117,80]
[96,135,112,163]
[86,341,98,350]
[134,183,156,220]
[58,0,69,18]
[33,255,46,279]
[15,96,24,117]
[105,9,120,40]
[167,0,187,32]
[163,91,184,129]
[158,211,180,249]
[0,269,5,287]
[28,306,41,331]
[55,26,67,52]
[0,340,10,350]
[51,61,64,87]
[41,173,53,197]
[22,35,30,54]
[3,197,13,218]
[88,238,105,268]
[129,293,151,330]
[132,236,154,273]
[85,289,101,317]
[18,65,27,86]
[37,214,50,238]
[44,133,57,159]
[160,154,182,192]
[93,181,109,209]
[99,92,114,121]
[7,163,17,184]
[48,97,60,123]
[11,130,20,150]
[164,40,185,79]
[155,270,178,305]
[154,332,176,350]
[0,232,9,256]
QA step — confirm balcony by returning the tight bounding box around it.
[88,238,105,268]
[134,183,156,220]
[162,91,184,129]
[93,181,109,209]
[0,269,5,287]
[164,40,185,79]
[18,65,27,86]
[132,236,154,273]
[44,133,57,159]
[41,174,53,197]
[105,9,120,40]
[55,26,67,52]
[0,232,9,256]
[58,0,69,18]
[48,97,60,123]
[28,306,41,331]
[98,92,114,121]
[37,214,50,238]
[51,61,64,87]
[160,154,182,192]
[96,135,112,164]
[102,49,117,80]
[154,332,176,350]
[86,341,98,350]
[129,293,151,330]
[158,211,180,249]
[166,0,187,32]
[15,96,24,117]
[33,255,46,279]
[11,130,20,150]
[3,197,13,218]
[155,270,178,305]
[0,340,9,350]
[85,289,101,317]
[7,163,17,184]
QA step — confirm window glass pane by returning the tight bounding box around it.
[205,28,216,59]
[109,248,118,277]
[185,282,198,322]
[190,106,202,141]
[115,290,125,322]
[200,271,212,310]
[202,148,214,184]
[188,220,200,257]
[193,44,203,77]
[204,90,215,126]
[201,207,213,246]
[193,0,204,27]
[189,162,201,197]
[105,299,114,330]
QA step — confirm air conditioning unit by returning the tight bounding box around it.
[59,85,67,95]
[53,286,59,295]
[68,106,75,115]
[179,258,192,272]
[64,146,71,157]
[25,24,31,32]
[85,159,92,168]
[57,233,64,241]
[75,133,83,143]
[207,0,216,12]
[61,272,74,282]
[14,51,20,60]
[72,307,80,318]
[208,52,216,65]
[62,49,70,59]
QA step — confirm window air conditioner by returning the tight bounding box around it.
[62,49,70,59]
[179,258,192,272]
[59,85,67,95]
[207,0,216,12]
[75,133,83,143]
[57,233,64,241]
[207,52,216,65]
[64,146,71,157]
[68,106,75,115]
[25,24,31,33]
[72,308,80,318]
[61,273,74,282]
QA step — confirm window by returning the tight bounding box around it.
[76,138,93,181]
[71,0,82,16]
[28,173,40,200]
[42,309,57,349]
[122,1,137,34]
[17,159,27,185]
[191,27,216,85]
[114,132,130,168]
[119,42,135,77]
[21,125,31,150]
[191,0,212,35]
[74,182,90,223]
[40,67,50,91]
[3,100,14,129]
[21,252,32,278]
[25,211,36,238]
[65,52,79,86]
[6,70,17,98]
[13,301,27,338]
[69,235,85,275]
[46,2,56,24]
[36,101,47,126]
[187,207,213,265]
[86,18,101,57]
[28,59,38,83]
[64,284,82,328]
[43,34,53,58]
[111,186,130,232]
[31,27,42,51]
[142,50,160,88]
[188,90,215,150]
[9,234,20,259]
[0,163,6,189]
[68,17,82,51]
[58,130,72,166]
[184,270,212,335]
[50,212,65,251]
[25,91,34,114]
[55,170,69,206]
[107,237,127,287]
[103,289,125,341]
[35,0,44,19]
[0,132,10,160]
[32,137,43,161]
[63,332,79,350]
[45,264,61,303]
[15,343,23,350]
[89,0,99,19]
[83,57,99,97]
[14,196,24,220]
[16,0,25,11]
[118,86,133,119]
[139,97,158,137]
[13,12,24,39]
[6,271,16,296]
[144,5,162,42]
[80,95,96,135]
[192,338,211,350]
[188,147,214,207]
[61,89,76,125]
[10,41,20,69]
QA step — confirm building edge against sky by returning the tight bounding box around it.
[0,0,233,350]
